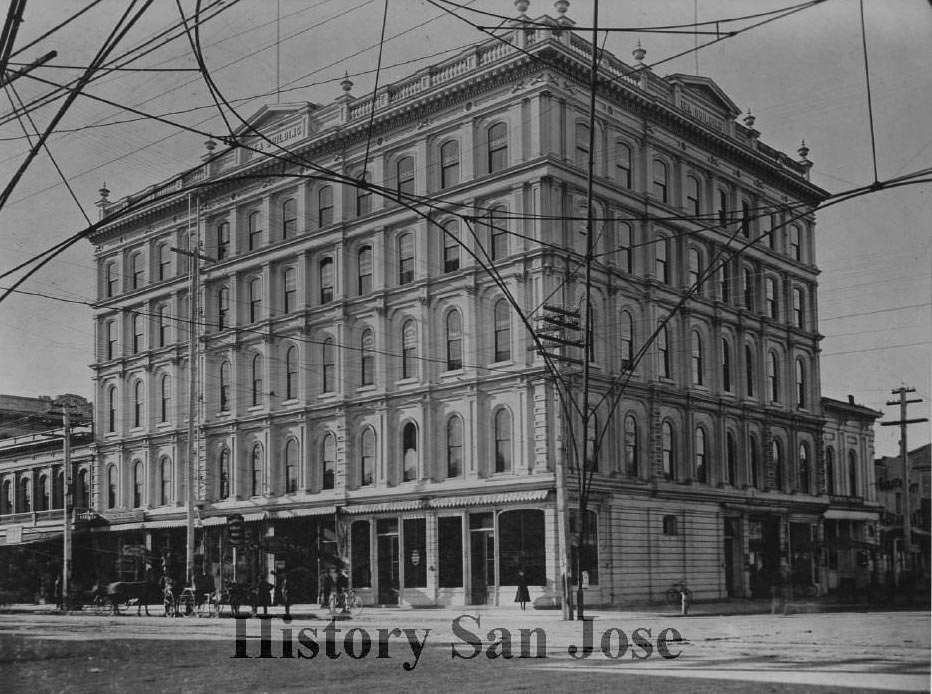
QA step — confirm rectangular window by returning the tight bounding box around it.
[741,201,751,237]
[615,141,631,188]
[106,321,116,360]
[438,516,463,587]
[217,223,230,260]
[158,245,171,280]
[399,235,414,285]
[283,269,296,313]
[248,212,262,251]
[358,247,373,295]
[318,186,333,227]
[320,259,334,303]
[444,231,459,273]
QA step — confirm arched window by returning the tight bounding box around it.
[487,122,508,173]
[37,474,49,512]
[132,460,144,508]
[216,221,230,259]
[157,304,170,346]
[494,300,511,362]
[488,206,508,260]
[748,434,760,489]
[360,429,375,486]
[251,444,265,496]
[318,185,333,227]
[720,261,731,303]
[743,267,754,310]
[283,267,297,313]
[615,140,632,187]
[691,331,704,385]
[718,189,729,225]
[248,277,262,323]
[793,287,805,329]
[652,160,668,202]
[789,225,801,261]
[285,439,298,493]
[694,427,707,483]
[624,415,638,476]
[105,465,119,508]
[396,156,415,200]
[618,222,632,273]
[443,219,460,272]
[745,344,755,397]
[131,252,144,289]
[357,245,373,295]
[765,277,778,319]
[217,287,230,330]
[768,351,780,402]
[798,443,810,494]
[722,338,732,392]
[321,338,335,393]
[440,139,460,188]
[132,313,144,354]
[686,175,701,214]
[494,409,513,474]
[282,197,297,239]
[402,423,418,482]
[157,243,171,281]
[219,361,231,411]
[574,122,590,168]
[655,235,669,282]
[446,415,463,478]
[1,479,11,515]
[18,477,31,513]
[251,353,263,405]
[795,358,807,409]
[106,320,117,360]
[398,233,414,285]
[159,456,172,505]
[825,448,835,495]
[160,374,171,422]
[401,320,417,379]
[285,346,298,400]
[107,385,117,432]
[248,211,262,250]
[741,200,752,237]
[105,261,119,297]
[355,171,372,216]
[620,310,634,370]
[445,310,463,371]
[360,329,375,386]
[319,257,334,303]
[322,433,336,490]
[219,448,231,500]
[133,380,144,428]
[662,421,675,479]
[688,248,703,293]
[657,323,671,378]
[772,439,784,491]
[848,451,858,496]
[726,431,738,485]
[77,469,89,509]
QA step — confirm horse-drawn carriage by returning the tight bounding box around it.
[87,581,160,616]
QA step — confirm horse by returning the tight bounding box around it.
[105,581,159,616]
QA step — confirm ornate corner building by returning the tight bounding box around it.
[1,3,886,607]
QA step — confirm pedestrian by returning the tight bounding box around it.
[514,569,530,611]
[279,574,290,618]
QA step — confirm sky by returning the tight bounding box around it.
[0,0,929,458]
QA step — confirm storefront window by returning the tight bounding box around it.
[498,509,546,586]
[438,516,463,587]
[403,518,427,588]
[351,521,371,588]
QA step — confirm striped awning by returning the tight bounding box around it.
[268,505,336,519]
[429,489,550,509]
[342,500,426,514]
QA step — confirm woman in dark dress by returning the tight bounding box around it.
[514,569,530,610]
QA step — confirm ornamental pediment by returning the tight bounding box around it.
[667,73,741,121]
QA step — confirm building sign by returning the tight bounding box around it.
[249,121,306,154]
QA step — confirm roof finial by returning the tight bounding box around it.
[633,40,646,64]
[554,0,569,16]
[341,71,353,93]
[514,0,530,14]
[98,182,110,200]
[797,140,813,180]
[743,108,756,129]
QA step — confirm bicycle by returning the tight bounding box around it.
[665,580,692,607]
[328,588,364,618]
[177,587,197,617]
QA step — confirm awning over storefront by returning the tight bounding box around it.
[343,500,426,514]
[824,509,879,522]
[269,506,336,519]
[429,489,551,509]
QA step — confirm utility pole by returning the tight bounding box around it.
[881,386,927,598]
[61,404,71,609]
[172,195,210,589]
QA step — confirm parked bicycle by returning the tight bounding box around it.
[328,587,364,618]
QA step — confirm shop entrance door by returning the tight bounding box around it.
[377,519,399,605]
[469,512,494,605]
